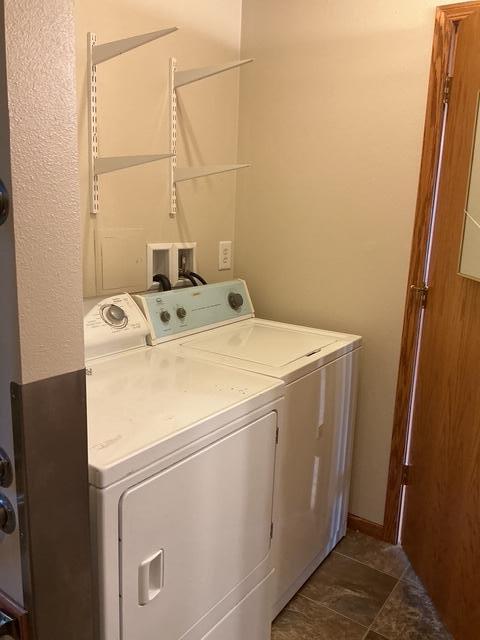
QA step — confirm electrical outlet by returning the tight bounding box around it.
[218,241,232,270]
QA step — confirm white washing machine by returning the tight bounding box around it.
[135,280,361,618]
[83,293,284,640]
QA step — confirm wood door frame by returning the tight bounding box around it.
[383,1,480,544]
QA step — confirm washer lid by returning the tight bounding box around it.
[186,324,338,367]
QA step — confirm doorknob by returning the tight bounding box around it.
[0,495,16,534]
[0,180,9,226]
[0,449,13,488]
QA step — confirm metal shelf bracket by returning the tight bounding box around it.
[88,29,178,214]
[88,32,99,215]
[174,58,253,89]
[95,154,173,176]
[169,57,253,217]
[169,57,178,219]
[174,164,251,183]
[92,27,178,66]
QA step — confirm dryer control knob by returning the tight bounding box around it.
[160,310,171,323]
[228,292,244,310]
[176,307,187,320]
[102,304,127,327]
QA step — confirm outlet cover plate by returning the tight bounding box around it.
[218,240,232,271]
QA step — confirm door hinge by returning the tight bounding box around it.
[275,426,279,444]
[270,522,274,539]
[410,283,429,308]
[401,463,412,486]
[443,75,453,105]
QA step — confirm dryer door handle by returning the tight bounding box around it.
[138,549,164,605]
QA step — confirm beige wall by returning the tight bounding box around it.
[5,0,84,384]
[76,0,243,297]
[236,0,464,524]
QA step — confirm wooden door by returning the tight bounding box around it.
[402,10,480,640]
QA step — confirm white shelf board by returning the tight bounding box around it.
[174,164,250,183]
[95,154,173,176]
[92,28,178,66]
[174,59,254,89]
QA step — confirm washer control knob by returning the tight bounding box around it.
[228,292,244,310]
[0,448,13,488]
[0,494,16,534]
[160,310,171,323]
[176,307,187,320]
[102,304,127,327]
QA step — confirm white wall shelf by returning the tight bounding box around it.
[95,154,173,176]
[174,59,253,89]
[174,164,250,183]
[88,28,177,214]
[87,30,252,218]
[169,57,253,217]
[92,28,178,66]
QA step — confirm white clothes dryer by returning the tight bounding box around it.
[134,280,362,618]
[84,293,284,640]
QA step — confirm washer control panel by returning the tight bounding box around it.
[134,279,254,345]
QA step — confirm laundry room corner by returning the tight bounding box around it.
[2,0,480,639]
[234,0,457,528]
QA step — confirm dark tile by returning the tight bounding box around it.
[299,552,397,626]
[372,580,452,640]
[271,594,367,640]
[336,530,409,578]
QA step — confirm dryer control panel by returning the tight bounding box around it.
[134,279,254,345]
[84,293,149,361]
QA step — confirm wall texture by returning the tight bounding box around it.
[76,0,243,296]
[5,0,85,383]
[236,0,464,524]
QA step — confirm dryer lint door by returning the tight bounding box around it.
[119,412,277,640]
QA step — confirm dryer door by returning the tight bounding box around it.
[119,412,277,640]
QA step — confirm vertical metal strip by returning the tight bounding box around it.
[10,371,95,640]
[169,57,177,219]
[88,33,99,216]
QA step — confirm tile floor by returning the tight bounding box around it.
[271,530,452,640]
